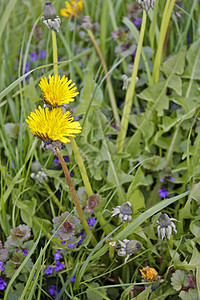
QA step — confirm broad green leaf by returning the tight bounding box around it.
[179,289,199,300]
[17,198,37,227]
[161,47,186,76]
[128,189,145,214]
[171,270,188,291]
[134,286,151,300]
[182,39,200,79]
[32,216,52,237]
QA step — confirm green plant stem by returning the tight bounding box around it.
[87,28,120,126]
[52,31,58,75]
[56,148,97,246]
[117,10,147,153]
[69,137,111,235]
[69,137,93,195]
[42,180,65,212]
[152,0,176,84]
[52,27,110,236]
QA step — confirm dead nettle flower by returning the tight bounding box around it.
[5,225,31,248]
[137,0,156,11]
[117,239,141,263]
[52,212,80,240]
[42,3,61,32]
[86,194,100,213]
[157,213,178,240]
[112,202,133,223]
[0,242,8,262]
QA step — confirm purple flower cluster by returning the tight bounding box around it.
[158,189,168,198]
[48,285,60,299]
[0,262,4,272]
[78,217,96,245]
[0,278,7,290]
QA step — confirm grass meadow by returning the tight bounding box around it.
[1,0,200,299]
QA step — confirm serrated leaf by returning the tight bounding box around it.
[182,39,200,79]
[167,74,182,95]
[138,81,169,116]
[179,288,199,300]
[161,46,186,76]
[171,270,188,291]
[7,283,25,300]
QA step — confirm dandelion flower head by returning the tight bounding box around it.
[26,106,82,144]
[60,0,83,18]
[39,75,79,107]
[140,266,158,282]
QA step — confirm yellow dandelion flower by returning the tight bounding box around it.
[39,75,79,107]
[140,266,158,282]
[60,0,83,18]
[26,106,82,143]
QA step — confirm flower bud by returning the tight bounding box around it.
[42,3,61,32]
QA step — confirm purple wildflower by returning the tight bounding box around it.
[56,261,65,271]
[86,194,100,213]
[22,249,29,256]
[67,239,75,249]
[70,171,74,177]
[48,285,59,299]
[134,18,142,26]
[54,249,62,261]
[0,278,7,290]
[0,262,4,272]
[158,189,168,198]
[160,178,165,183]
[40,50,46,59]
[25,61,30,73]
[78,230,86,245]
[170,177,175,182]
[52,211,80,240]
[44,265,55,275]
[88,217,96,229]
[29,52,38,62]
[63,156,70,163]
[66,273,76,282]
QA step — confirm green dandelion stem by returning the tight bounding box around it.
[69,137,111,235]
[52,31,58,75]
[87,28,120,126]
[152,0,176,84]
[117,9,147,153]
[56,148,97,246]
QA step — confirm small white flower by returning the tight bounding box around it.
[30,171,47,183]
[111,202,132,223]
[109,241,116,247]
[117,239,141,263]
[157,213,178,240]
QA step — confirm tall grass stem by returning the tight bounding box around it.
[117,10,147,153]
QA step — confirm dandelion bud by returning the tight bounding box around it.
[42,3,61,32]
[157,213,178,240]
[137,0,156,11]
[111,202,133,223]
[117,239,141,263]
